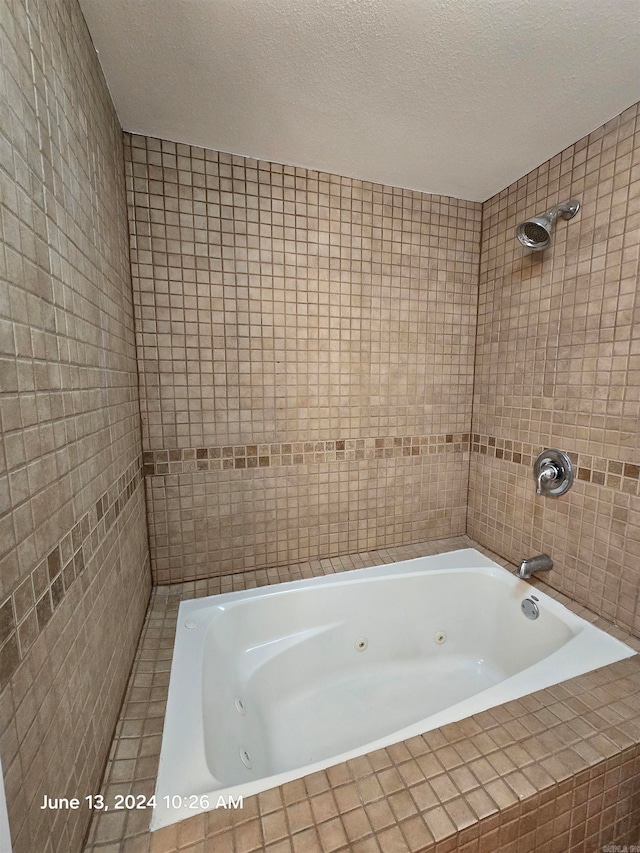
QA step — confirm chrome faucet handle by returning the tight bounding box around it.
[536,462,558,495]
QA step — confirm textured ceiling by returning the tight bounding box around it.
[79,0,640,202]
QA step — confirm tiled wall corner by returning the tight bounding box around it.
[0,1,151,851]
[469,103,640,636]
[125,134,482,583]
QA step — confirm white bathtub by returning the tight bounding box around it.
[151,548,635,830]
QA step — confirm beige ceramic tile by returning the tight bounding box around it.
[469,102,640,640]
[124,135,481,583]
[0,1,150,852]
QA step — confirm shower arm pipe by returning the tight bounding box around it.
[546,200,580,222]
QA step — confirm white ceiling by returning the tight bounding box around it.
[79,0,640,202]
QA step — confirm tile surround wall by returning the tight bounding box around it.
[125,107,640,622]
[2,3,638,850]
[125,133,481,582]
[0,1,150,852]
[469,103,640,636]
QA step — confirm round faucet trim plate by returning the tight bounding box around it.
[533,448,574,497]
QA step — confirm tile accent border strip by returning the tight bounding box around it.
[472,434,640,497]
[142,433,471,476]
[0,459,144,690]
[141,431,639,498]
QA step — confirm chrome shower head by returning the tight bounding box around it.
[516,200,580,251]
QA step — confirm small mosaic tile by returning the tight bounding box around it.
[126,133,481,453]
[143,433,471,475]
[146,454,471,583]
[469,102,640,650]
[471,434,640,498]
[0,3,151,853]
[126,131,481,586]
[0,459,143,690]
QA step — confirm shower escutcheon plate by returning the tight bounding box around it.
[533,448,574,497]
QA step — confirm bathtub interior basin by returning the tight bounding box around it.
[151,548,635,830]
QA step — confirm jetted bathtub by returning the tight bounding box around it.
[152,548,635,830]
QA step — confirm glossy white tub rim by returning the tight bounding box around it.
[151,548,635,830]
